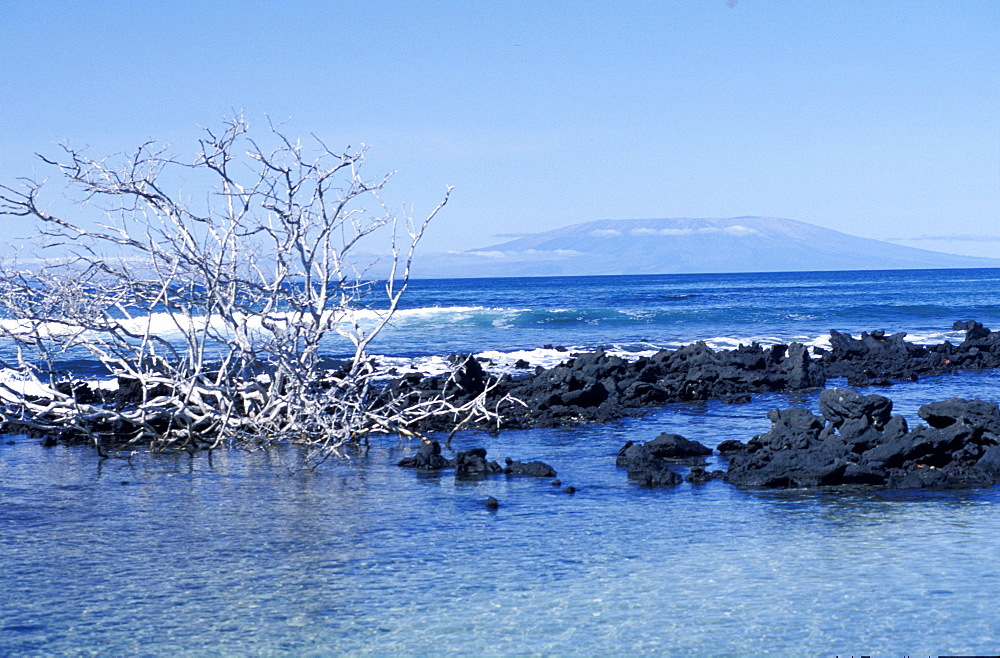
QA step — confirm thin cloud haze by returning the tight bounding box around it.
[887,234,1000,243]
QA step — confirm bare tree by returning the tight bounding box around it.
[0,115,501,459]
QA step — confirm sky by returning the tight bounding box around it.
[1,1,998,257]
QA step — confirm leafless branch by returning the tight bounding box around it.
[0,116,487,459]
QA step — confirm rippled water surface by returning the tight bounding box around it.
[378,268,1000,357]
[4,269,1000,654]
[3,374,1000,655]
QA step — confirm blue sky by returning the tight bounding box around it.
[1,1,998,256]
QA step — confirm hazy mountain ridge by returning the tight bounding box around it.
[411,217,1000,278]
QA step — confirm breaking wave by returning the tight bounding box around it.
[2,268,999,378]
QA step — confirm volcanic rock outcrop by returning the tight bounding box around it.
[391,341,826,431]
[724,389,1000,488]
[389,320,1000,433]
[616,435,719,488]
[818,320,1000,386]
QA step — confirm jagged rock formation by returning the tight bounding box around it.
[724,389,1000,488]
[819,320,1000,386]
[615,435,719,488]
[615,441,685,488]
[391,342,825,431]
[390,320,1000,433]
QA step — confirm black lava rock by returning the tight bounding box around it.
[503,457,557,477]
[726,392,1000,489]
[617,441,683,488]
[819,388,893,428]
[716,439,749,456]
[397,440,452,470]
[685,466,726,484]
[454,448,503,479]
[644,433,712,459]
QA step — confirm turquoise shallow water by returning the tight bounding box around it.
[3,269,1000,654]
[2,374,999,655]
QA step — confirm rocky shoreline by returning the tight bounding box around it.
[723,390,1000,488]
[399,390,1000,491]
[609,389,1000,490]
[390,320,1000,491]
[10,320,1000,490]
[390,319,1000,432]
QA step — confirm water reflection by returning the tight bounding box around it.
[2,390,999,654]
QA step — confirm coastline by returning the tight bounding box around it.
[4,318,1000,653]
[8,319,1000,491]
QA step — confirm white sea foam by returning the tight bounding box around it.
[389,306,491,321]
[0,318,88,343]
[0,295,980,391]
[0,368,58,401]
[0,306,512,353]
[903,330,966,345]
[373,344,665,380]
[369,327,979,381]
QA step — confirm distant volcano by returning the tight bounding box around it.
[412,217,1000,278]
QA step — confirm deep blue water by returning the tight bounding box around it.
[2,268,1000,654]
[374,268,1000,357]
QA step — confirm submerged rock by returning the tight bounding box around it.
[397,443,561,489]
[685,466,726,485]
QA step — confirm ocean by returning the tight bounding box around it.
[2,268,1000,654]
[370,268,1000,373]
